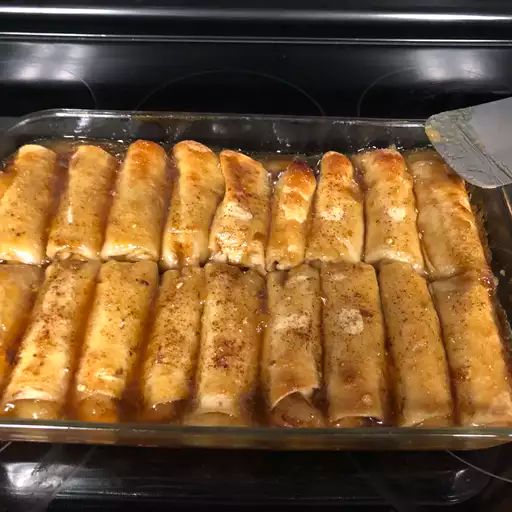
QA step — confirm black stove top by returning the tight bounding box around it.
[1,3,512,510]
[1,38,511,119]
[0,441,511,511]
[1,1,512,120]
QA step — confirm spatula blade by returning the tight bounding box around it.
[425,97,512,188]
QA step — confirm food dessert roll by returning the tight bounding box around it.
[208,150,270,275]
[355,148,424,273]
[141,267,204,422]
[0,265,42,392]
[101,140,168,262]
[187,262,264,426]
[321,262,388,426]
[405,149,488,279]
[47,145,117,261]
[161,141,224,269]
[0,166,16,200]
[1,261,99,420]
[265,161,316,271]
[306,151,363,264]
[431,273,512,426]
[73,260,158,422]
[262,264,323,427]
[379,261,453,427]
[0,144,57,264]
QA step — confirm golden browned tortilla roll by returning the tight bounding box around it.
[355,149,424,273]
[262,264,323,427]
[73,260,158,422]
[161,140,224,269]
[405,149,488,279]
[306,151,364,264]
[379,261,453,427]
[187,262,264,426]
[0,144,57,264]
[47,145,117,261]
[0,166,16,200]
[321,262,388,426]
[209,150,270,275]
[431,273,512,426]
[265,161,316,271]
[1,261,99,420]
[0,265,42,392]
[141,267,204,422]
[101,140,168,261]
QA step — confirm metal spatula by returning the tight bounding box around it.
[425,97,512,188]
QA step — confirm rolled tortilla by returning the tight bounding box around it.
[47,145,117,261]
[262,264,323,427]
[1,261,99,419]
[355,148,424,273]
[431,272,512,426]
[0,265,42,392]
[161,140,224,269]
[187,262,264,426]
[405,149,488,279]
[0,144,57,264]
[266,161,316,271]
[0,166,16,200]
[379,261,453,426]
[321,262,388,426]
[101,140,168,261]
[73,260,158,422]
[141,267,204,421]
[209,150,270,275]
[306,151,363,264]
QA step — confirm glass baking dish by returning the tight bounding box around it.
[1,108,512,451]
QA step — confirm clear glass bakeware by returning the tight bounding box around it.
[1,108,512,451]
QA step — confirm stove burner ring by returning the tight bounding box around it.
[447,450,512,485]
[133,68,325,116]
[7,60,99,111]
[356,65,512,118]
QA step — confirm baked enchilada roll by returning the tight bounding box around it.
[141,267,204,422]
[405,149,488,279]
[0,144,57,264]
[321,262,388,426]
[73,260,158,422]
[208,150,270,275]
[265,161,316,271]
[187,262,264,426]
[0,265,42,392]
[101,140,168,262]
[431,273,512,426]
[355,149,424,273]
[1,261,99,420]
[379,261,453,427]
[47,145,117,261]
[262,264,323,427]
[161,141,224,269]
[306,151,364,264]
